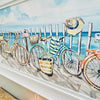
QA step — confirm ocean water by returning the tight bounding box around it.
[1,31,100,59]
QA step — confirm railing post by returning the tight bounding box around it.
[70,35,73,50]
[49,24,52,36]
[38,28,41,43]
[38,28,41,37]
[43,26,46,38]
[63,23,66,44]
[34,28,36,35]
[56,24,60,66]
[10,32,12,45]
[43,26,47,45]
[5,30,7,39]
[86,23,93,55]
[78,32,82,56]
[7,31,9,42]
[56,24,59,38]
[29,28,32,36]
[8,32,10,45]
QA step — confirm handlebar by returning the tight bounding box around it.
[40,36,52,41]
[40,36,64,41]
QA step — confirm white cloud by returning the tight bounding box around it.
[0,12,17,24]
[18,0,55,17]
[0,0,100,31]
[18,0,100,24]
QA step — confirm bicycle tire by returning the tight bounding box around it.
[62,49,81,76]
[30,45,45,69]
[83,55,100,90]
[0,41,10,59]
[15,44,28,65]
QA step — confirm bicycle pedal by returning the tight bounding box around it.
[10,53,13,58]
[37,69,41,72]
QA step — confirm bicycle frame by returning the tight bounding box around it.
[4,39,20,54]
[30,40,72,65]
[81,49,100,70]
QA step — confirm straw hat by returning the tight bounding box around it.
[66,17,84,35]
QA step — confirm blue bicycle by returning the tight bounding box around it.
[29,35,81,76]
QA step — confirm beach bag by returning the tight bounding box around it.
[0,35,4,41]
[29,34,39,44]
[39,58,53,75]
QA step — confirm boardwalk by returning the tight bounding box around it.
[0,55,100,100]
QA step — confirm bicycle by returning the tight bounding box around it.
[29,35,81,76]
[81,49,100,90]
[0,34,10,59]
[0,34,28,66]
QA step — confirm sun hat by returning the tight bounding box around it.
[66,17,84,35]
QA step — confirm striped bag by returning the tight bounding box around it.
[49,37,60,56]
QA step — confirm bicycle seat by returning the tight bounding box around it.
[59,37,64,40]
[0,35,4,41]
[86,49,95,53]
[22,33,29,37]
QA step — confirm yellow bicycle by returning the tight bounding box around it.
[0,34,28,65]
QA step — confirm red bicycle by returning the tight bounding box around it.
[81,49,100,90]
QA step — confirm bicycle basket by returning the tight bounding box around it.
[29,34,39,44]
[39,58,53,75]
[0,35,4,41]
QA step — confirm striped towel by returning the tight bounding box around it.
[49,37,60,56]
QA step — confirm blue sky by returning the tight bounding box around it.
[0,0,100,32]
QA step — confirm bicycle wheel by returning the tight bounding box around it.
[83,55,100,90]
[30,45,46,69]
[15,44,28,65]
[0,41,10,59]
[62,49,81,76]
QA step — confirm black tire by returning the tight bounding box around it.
[62,49,81,76]
[15,44,28,65]
[83,55,100,90]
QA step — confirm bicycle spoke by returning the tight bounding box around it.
[1,42,9,59]
[90,58,99,71]
[34,47,39,66]
[87,72,97,79]
[30,45,45,69]
[86,65,97,73]
[84,56,100,90]
[95,76,100,86]
[62,49,81,76]
[15,45,28,65]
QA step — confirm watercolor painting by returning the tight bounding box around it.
[0,0,100,100]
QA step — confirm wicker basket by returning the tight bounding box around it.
[39,58,53,75]
[0,35,4,41]
[29,34,39,44]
